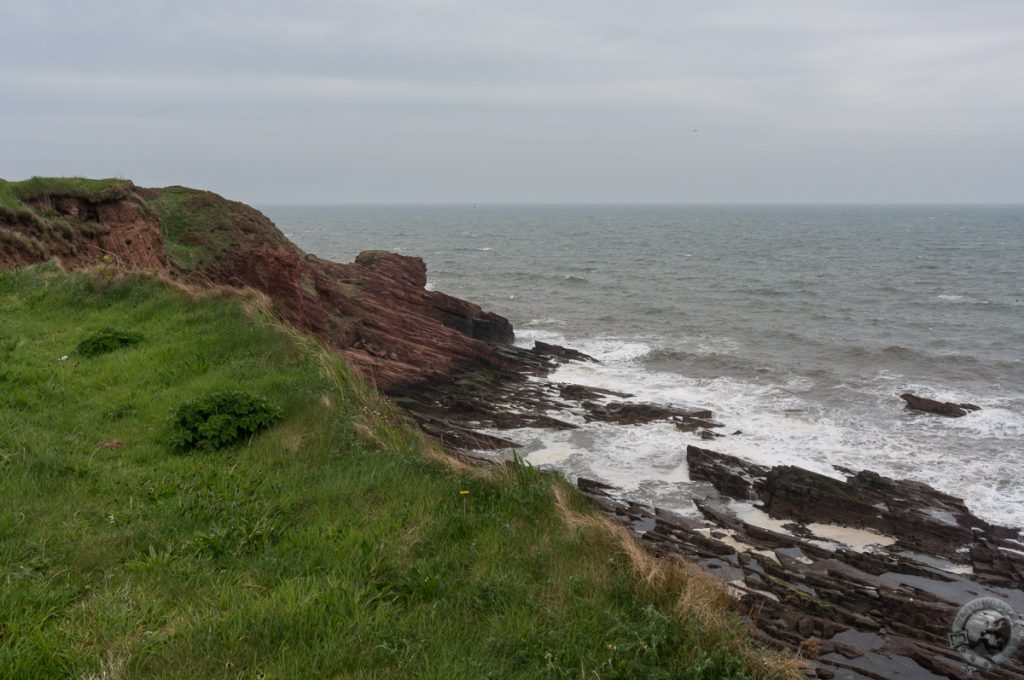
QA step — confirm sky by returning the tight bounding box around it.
[2,1,1023,204]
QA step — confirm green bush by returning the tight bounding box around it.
[170,390,281,451]
[74,327,144,357]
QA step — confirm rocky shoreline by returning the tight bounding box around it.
[405,341,1024,679]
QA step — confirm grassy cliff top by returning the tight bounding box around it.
[0,177,131,212]
[0,266,792,679]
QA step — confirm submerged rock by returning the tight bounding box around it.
[901,392,981,418]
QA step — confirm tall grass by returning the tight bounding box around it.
[0,265,795,679]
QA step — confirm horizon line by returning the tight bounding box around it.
[253,200,1024,208]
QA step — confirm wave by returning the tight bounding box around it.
[936,294,990,305]
[521,317,566,328]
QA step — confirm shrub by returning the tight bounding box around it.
[74,328,144,357]
[170,390,281,452]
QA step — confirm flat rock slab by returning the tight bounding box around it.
[582,400,715,426]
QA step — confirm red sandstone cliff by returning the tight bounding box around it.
[0,180,514,391]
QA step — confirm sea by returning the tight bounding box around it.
[261,204,1024,529]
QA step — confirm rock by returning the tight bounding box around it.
[900,392,980,418]
[689,445,1020,560]
[970,535,1024,588]
[354,250,427,288]
[687,446,769,500]
[578,455,1024,680]
[577,477,621,496]
[532,341,598,363]
[558,383,633,401]
[582,400,715,426]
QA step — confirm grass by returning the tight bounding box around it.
[3,177,130,207]
[144,186,227,272]
[0,180,21,212]
[145,186,298,274]
[0,266,794,679]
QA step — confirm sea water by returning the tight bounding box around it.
[263,204,1024,528]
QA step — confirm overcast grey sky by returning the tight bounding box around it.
[2,1,1022,203]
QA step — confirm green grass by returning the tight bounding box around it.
[4,177,129,204]
[145,186,298,274]
[0,180,21,212]
[0,266,788,679]
[145,186,227,272]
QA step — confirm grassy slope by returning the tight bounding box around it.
[143,186,300,274]
[0,266,788,679]
[144,186,240,273]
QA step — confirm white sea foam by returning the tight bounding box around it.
[937,294,990,304]
[514,328,565,346]
[521,318,566,328]
[498,331,1024,529]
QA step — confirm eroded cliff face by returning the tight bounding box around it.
[0,184,167,271]
[0,181,514,391]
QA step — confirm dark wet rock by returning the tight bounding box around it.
[390,340,661,455]
[970,535,1024,589]
[558,383,633,401]
[582,400,716,428]
[687,445,1019,562]
[580,449,1024,680]
[532,340,598,363]
[577,477,620,495]
[900,393,981,418]
[413,411,521,451]
[687,446,769,500]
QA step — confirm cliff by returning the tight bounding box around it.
[0,177,513,391]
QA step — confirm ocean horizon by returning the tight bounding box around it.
[264,203,1024,529]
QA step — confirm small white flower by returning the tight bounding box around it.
[58,355,69,361]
